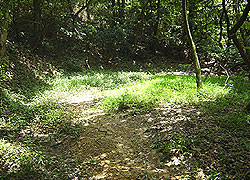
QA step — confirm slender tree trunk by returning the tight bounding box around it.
[154,0,161,36]
[182,0,202,89]
[222,0,250,109]
[33,0,42,43]
[222,0,250,70]
[0,5,10,60]
[134,0,150,45]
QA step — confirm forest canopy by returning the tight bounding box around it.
[0,0,249,71]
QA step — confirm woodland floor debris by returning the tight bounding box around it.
[42,90,250,179]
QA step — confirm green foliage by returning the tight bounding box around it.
[0,139,47,179]
[0,72,81,179]
[1,87,79,136]
[0,0,249,178]
[0,139,75,179]
[1,64,249,179]
[48,70,150,90]
[94,26,134,60]
[0,57,11,85]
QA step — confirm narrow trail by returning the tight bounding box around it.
[54,91,204,179]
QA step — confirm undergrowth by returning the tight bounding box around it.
[1,61,249,179]
[0,69,152,179]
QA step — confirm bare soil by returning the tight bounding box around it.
[47,90,249,179]
[47,91,206,180]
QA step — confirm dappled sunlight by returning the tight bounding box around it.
[1,68,249,179]
[0,139,47,178]
[57,100,220,179]
[59,90,101,104]
[1,0,249,178]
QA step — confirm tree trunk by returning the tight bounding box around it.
[154,0,161,36]
[111,0,116,26]
[222,0,250,71]
[33,0,42,42]
[182,0,202,89]
[0,5,10,60]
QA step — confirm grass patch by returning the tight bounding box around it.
[30,70,151,103]
[146,76,250,179]
[0,139,77,179]
[101,75,236,112]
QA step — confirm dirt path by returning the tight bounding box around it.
[62,97,163,179]
[53,91,204,179]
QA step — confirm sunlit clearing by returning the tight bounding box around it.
[102,75,230,111]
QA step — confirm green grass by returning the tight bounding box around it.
[1,67,249,179]
[101,75,240,112]
[0,70,153,179]
[0,139,77,179]
[29,71,151,103]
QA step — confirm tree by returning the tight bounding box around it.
[33,0,42,42]
[222,0,250,70]
[0,1,10,59]
[182,0,202,89]
[221,0,250,110]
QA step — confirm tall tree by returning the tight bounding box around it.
[182,0,202,89]
[0,1,10,59]
[222,0,250,110]
[33,0,42,42]
[222,0,250,70]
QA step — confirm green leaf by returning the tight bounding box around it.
[244,22,250,29]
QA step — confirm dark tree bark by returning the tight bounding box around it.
[154,0,161,36]
[229,1,250,36]
[33,0,42,42]
[0,2,10,59]
[74,0,93,19]
[182,0,202,89]
[222,0,250,110]
[67,0,93,32]
[222,0,250,70]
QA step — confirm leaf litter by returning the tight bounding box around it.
[46,91,249,179]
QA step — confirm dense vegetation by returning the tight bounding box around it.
[1,0,250,179]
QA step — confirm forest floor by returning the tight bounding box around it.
[52,91,198,179]
[44,89,241,180]
[1,48,249,179]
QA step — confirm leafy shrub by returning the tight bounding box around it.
[94,26,134,60]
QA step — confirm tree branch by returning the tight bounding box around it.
[229,1,250,36]
[222,0,230,34]
[74,0,93,17]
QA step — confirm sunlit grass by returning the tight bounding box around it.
[101,75,236,112]
[0,139,46,179]
[30,71,151,104]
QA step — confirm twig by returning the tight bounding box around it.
[220,64,230,89]
[51,135,69,147]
